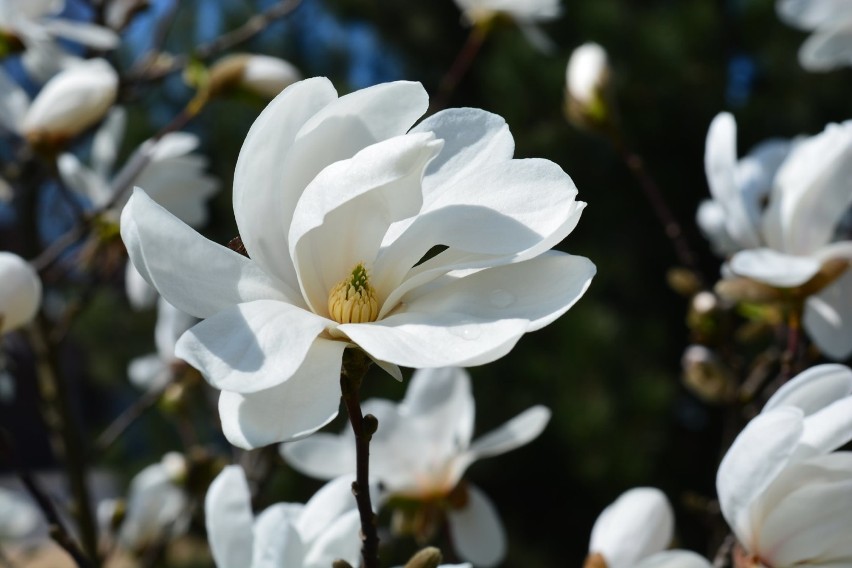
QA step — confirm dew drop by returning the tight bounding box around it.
[450,324,481,340]
[489,289,515,308]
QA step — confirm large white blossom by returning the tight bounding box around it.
[58,107,219,226]
[699,112,852,359]
[777,0,852,71]
[587,487,711,568]
[717,364,852,567]
[282,366,550,567]
[121,78,594,449]
[205,465,361,568]
[0,251,42,334]
[0,0,119,81]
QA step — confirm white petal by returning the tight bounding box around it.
[447,485,506,568]
[252,503,305,568]
[175,300,327,393]
[204,466,254,568]
[777,0,852,29]
[217,337,346,449]
[800,396,852,454]
[91,107,125,179]
[154,297,196,362]
[40,18,120,49]
[716,407,804,546]
[0,252,42,333]
[125,261,158,310]
[696,199,739,256]
[764,363,852,415]
[799,21,852,71]
[289,132,442,315]
[728,248,821,287]
[280,433,355,480]
[296,476,359,545]
[127,353,167,391]
[232,77,337,289]
[0,68,29,133]
[303,509,362,568]
[633,551,712,568]
[120,189,300,319]
[804,268,852,360]
[465,405,550,462]
[57,153,111,206]
[589,487,674,568]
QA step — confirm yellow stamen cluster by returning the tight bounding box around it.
[328,263,379,324]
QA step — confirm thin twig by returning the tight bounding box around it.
[126,0,302,83]
[339,349,380,568]
[27,317,100,566]
[0,430,94,568]
[92,376,170,457]
[431,24,489,113]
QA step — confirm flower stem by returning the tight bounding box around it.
[340,348,380,568]
[431,24,490,113]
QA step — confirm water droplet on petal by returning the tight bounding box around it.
[450,324,481,340]
[489,289,515,308]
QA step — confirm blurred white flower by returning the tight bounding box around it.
[127,297,198,391]
[565,42,613,129]
[104,452,190,551]
[454,0,561,51]
[209,53,301,99]
[121,78,594,449]
[282,367,550,567]
[717,364,852,568]
[587,487,711,568]
[125,261,159,310]
[0,487,39,541]
[700,112,852,359]
[777,0,852,71]
[0,0,119,81]
[58,107,219,226]
[205,465,361,568]
[0,58,118,146]
[0,251,42,334]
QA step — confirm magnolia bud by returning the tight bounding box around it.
[681,345,736,403]
[0,252,42,334]
[404,547,443,568]
[208,54,301,99]
[565,42,613,131]
[21,58,118,149]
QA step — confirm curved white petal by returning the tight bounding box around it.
[289,132,442,315]
[303,509,361,568]
[728,248,820,287]
[804,269,852,360]
[589,487,673,568]
[634,551,712,568]
[800,396,852,454]
[697,199,739,256]
[716,407,804,546]
[175,300,327,393]
[777,0,852,29]
[120,189,300,319]
[218,337,346,449]
[57,153,110,206]
[125,261,158,310]
[0,68,29,134]
[205,466,255,568]
[40,18,120,49]
[232,77,337,289]
[296,476,359,545]
[447,485,506,568]
[799,21,852,72]
[280,433,355,480]
[252,503,304,568]
[764,363,852,414]
[92,107,126,179]
[465,405,550,462]
[127,353,167,391]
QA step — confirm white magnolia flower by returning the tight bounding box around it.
[128,297,198,391]
[282,367,551,567]
[587,487,711,568]
[121,78,594,449]
[777,0,852,71]
[105,452,190,551]
[205,465,361,568]
[0,251,42,334]
[717,364,852,568]
[700,113,852,359]
[566,42,609,107]
[0,487,39,541]
[58,107,219,226]
[454,0,561,51]
[0,58,118,145]
[209,53,301,99]
[0,0,119,81]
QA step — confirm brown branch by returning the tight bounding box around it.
[431,24,490,113]
[92,375,170,457]
[339,349,380,568]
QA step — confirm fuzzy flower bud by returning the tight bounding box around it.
[208,54,301,99]
[565,42,613,131]
[21,58,118,148]
[0,252,42,334]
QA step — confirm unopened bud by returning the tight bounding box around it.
[22,59,118,151]
[715,277,784,303]
[584,552,608,568]
[681,345,736,403]
[208,54,301,99]
[404,547,443,568]
[332,561,354,568]
[0,252,42,334]
[565,42,614,131]
[666,267,702,297]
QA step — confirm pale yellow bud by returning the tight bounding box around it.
[0,252,41,334]
[208,54,301,99]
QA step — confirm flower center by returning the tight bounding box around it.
[328,263,379,324]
